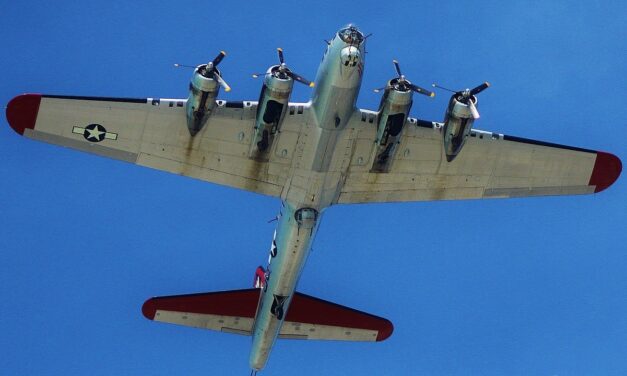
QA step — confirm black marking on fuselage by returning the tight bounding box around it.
[43,94,148,104]
[503,135,596,154]
[225,101,244,108]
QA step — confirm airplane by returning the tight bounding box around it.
[5,25,622,374]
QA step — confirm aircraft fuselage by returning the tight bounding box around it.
[249,26,366,371]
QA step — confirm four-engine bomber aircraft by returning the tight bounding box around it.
[5,25,622,373]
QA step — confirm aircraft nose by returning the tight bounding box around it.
[340,46,361,67]
[337,25,365,46]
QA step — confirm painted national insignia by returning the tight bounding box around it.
[72,124,118,142]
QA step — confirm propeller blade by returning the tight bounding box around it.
[431,83,457,93]
[173,63,197,69]
[392,60,402,77]
[469,82,490,96]
[288,71,315,88]
[212,51,226,67]
[214,72,231,92]
[468,99,480,119]
[409,83,435,98]
[251,73,266,79]
[373,86,387,93]
[277,48,285,64]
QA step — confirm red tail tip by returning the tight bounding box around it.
[6,94,42,135]
[376,319,394,341]
[589,152,622,193]
[142,298,157,320]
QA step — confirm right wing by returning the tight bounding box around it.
[142,289,393,342]
[339,113,621,204]
[6,94,310,198]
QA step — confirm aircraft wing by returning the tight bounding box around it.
[338,115,621,204]
[6,94,310,198]
[142,289,393,342]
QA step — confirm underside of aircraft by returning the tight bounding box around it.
[6,25,621,373]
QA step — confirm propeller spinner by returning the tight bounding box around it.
[175,51,231,92]
[433,82,490,119]
[375,60,434,97]
[201,51,231,92]
[253,48,315,88]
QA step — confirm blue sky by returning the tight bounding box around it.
[1,1,626,375]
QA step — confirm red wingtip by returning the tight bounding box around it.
[141,298,157,320]
[589,152,622,193]
[6,94,42,135]
[376,319,394,341]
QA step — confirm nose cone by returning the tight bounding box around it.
[337,25,365,45]
[341,46,361,66]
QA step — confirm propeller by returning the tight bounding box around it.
[252,48,315,88]
[176,51,232,92]
[432,82,490,119]
[374,60,434,97]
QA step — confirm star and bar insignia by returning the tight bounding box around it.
[72,124,118,143]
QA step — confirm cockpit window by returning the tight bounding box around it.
[338,27,364,45]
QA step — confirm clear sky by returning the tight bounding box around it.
[1,1,626,375]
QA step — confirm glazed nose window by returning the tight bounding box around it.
[338,27,364,45]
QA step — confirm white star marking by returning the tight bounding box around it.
[86,126,104,140]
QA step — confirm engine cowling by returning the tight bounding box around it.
[186,65,220,136]
[370,60,434,172]
[250,66,294,156]
[442,94,477,162]
[371,83,413,172]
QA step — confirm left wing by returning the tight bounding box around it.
[339,114,621,204]
[6,94,309,198]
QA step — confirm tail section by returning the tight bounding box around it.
[142,289,260,335]
[142,289,393,342]
[280,292,393,341]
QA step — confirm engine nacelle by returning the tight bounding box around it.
[371,84,413,172]
[442,95,477,162]
[250,66,294,157]
[185,65,220,136]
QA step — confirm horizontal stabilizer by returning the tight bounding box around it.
[142,289,260,335]
[142,289,393,341]
[280,292,393,342]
